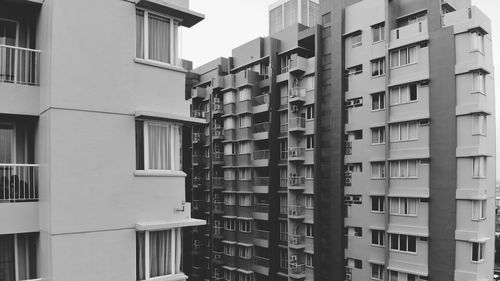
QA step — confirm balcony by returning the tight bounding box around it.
[213,250,224,265]
[211,76,224,89]
[192,155,204,166]
[213,152,224,165]
[289,264,306,279]
[213,127,224,140]
[289,118,305,132]
[345,141,352,155]
[289,87,306,104]
[280,205,288,217]
[213,226,224,239]
[193,177,204,188]
[253,203,269,220]
[288,205,305,219]
[193,132,202,144]
[289,147,305,161]
[235,70,259,88]
[254,177,269,187]
[345,171,352,187]
[253,256,270,275]
[253,230,270,248]
[191,109,206,119]
[253,122,270,139]
[191,87,206,99]
[289,54,307,74]
[213,177,224,189]
[0,164,39,202]
[253,94,269,113]
[442,6,490,33]
[1,45,40,86]
[213,202,224,215]
[280,178,288,191]
[253,150,269,167]
[213,100,223,115]
[390,19,429,49]
[289,176,305,190]
[288,234,305,249]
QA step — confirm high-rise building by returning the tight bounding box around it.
[186,19,318,281]
[187,0,495,281]
[269,0,320,34]
[0,0,205,280]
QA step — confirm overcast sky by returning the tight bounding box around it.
[183,0,500,181]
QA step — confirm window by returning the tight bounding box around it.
[471,242,485,262]
[345,258,362,269]
[224,217,236,231]
[136,229,183,280]
[0,233,39,281]
[224,194,236,206]
[390,84,418,105]
[371,230,384,246]
[471,31,485,53]
[305,75,315,90]
[0,123,14,163]
[372,92,385,111]
[472,114,487,135]
[390,46,417,68]
[371,162,386,179]
[472,71,486,93]
[472,156,486,178]
[390,121,418,141]
[371,127,385,144]
[371,264,384,280]
[238,245,252,259]
[136,9,179,65]
[238,168,252,181]
[306,135,314,149]
[135,120,181,172]
[351,32,362,48]
[372,196,384,213]
[223,242,236,256]
[372,24,385,43]
[346,163,362,173]
[305,194,314,208]
[346,64,363,75]
[472,200,486,221]
[397,11,426,27]
[224,117,235,130]
[238,141,251,154]
[238,219,252,233]
[390,271,418,281]
[225,143,236,155]
[306,105,315,120]
[346,97,363,108]
[305,223,314,238]
[306,253,314,268]
[354,227,362,237]
[239,115,252,128]
[224,169,235,180]
[390,234,417,253]
[371,58,386,77]
[305,165,314,179]
[390,160,418,178]
[347,130,363,141]
[224,91,236,104]
[390,198,418,216]
[239,194,252,206]
[239,88,251,102]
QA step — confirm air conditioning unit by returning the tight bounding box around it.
[345,100,354,107]
[291,237,298,244]
[290,255,297,262]
[346,272,352,281]
[292,105,300,112]
[353,99,362,105]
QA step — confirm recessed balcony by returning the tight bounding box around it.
[289,176,305,190]
[213,201,224,215]
[213,152,224,166]
[253,94,269,113]
[289,264,306,279]
[253,122,270,139]
[288,205,305,219]
[288,234,305,249]
[289,87,306,104]
[213,225,223,239]
[289,147,305,162]
[213,100,223,116]
[191,87,206,100]
[213,127,224,140]
[289,117,305,132]
[289,54,307,74]
[0,164,39,203]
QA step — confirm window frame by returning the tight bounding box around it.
[305,253,314,268]
[371,263,384,280]
[371,196,385,213]
[238,219,252,233]
[371,127,386,145]
[471,200,486,221]
[371,57,386,77]
[390,197,418,216]
[471,242,485,262]
[472,156,487,178]
[371,162,386,179]
[389,234,417,254]
[472,71,486,94]
[306,135,315,150]
[372,23,385,43]
[470,30,485,53]
[390,45,418,68]
[371,92,385,111]
[472,113,487,136]
[351,32,362,48]
[136,8,180,67]
[390,84,418,106]
[390,160,418,179]
[238,245,252,259]
[305,223,314,238]
[371,230,384,247]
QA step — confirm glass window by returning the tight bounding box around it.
[136,229,182,280]
[305,223,314,238]
[472,156,486,178]
[135,120,181,171]
[390,198,418,216]
[238,219,252,232]
[472,71,486,93]
[472,114,487,135]
[472,200,486,221]
[238,88,251,102]
[371,58,386,77]
[371,162,386,179]
[471,242,485,262]
[351,33,362,48]
[371,230,384,246]
[471,31,485,53]
[372,24,385,43]
[239,115,252,128]
[371,264,384,280]
[372,92,385,110]
[390,46,417,68]
[238,245,252,259]
[371,196,384,212]
[371,127,385,144]
[389,234,417,253]
[223,91,236,104]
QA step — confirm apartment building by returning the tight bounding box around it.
[185,3,319,280]
[316,0,495,281]
[0,0,205,281]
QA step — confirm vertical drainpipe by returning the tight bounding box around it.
[208,86,214,280]
[383,1,391,280]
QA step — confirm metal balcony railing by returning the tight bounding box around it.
[213,177,223,186]
[289,264,306,275]
[288,234,305,246]
[213,226,223,236]
[253,150,270,160]
[0,164,39,202]
[0,45,40,86]
[288,205,305,217]
[254,256,270,267]
[253,122,270,134]
[289,117,305,130]
[213,127,224,138]
[289,147,305,158]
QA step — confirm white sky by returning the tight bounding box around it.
[183,0,500,181]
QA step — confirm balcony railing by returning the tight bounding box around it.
[254,256,270,267]
[289,264,306,275]
[254,177,269,186]
[213,152,224,162]
[213,177,223,187]
[289,87,306,102]
[254,230,270,240]
[253,94,270,107]
[280,205,288,215]
[288,205,305,217]
[279,232,288,243]
[253,150,270,160]
[213,202,224,213]
[253,122,270,134]
[0,45,40,86]
[193,132,201,143]
[280,178,288,188]
[289,147,305,159]
[0,164,39,202]
[253,203,269,213]
[213,100,223,113]
[213,127,224,138]
[289,117,305,131]
[191,110,205,119]
[213,226,223,236]
[288,234,305,247]
[289,176,305,187]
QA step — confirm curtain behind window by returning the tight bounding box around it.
[136,232,145,280]
[0,124,13,163]
[0,234,15,281]
[150,230,172,277]
[148,122,171,170]
[136,10,145,59]
[148,14,170,64]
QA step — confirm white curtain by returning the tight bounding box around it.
[136,10,145,59]
[150,230,171,277]
[148,13,170,64]
[136,232,145,280]
[148,122,171,170]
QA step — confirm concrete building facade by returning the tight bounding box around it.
[0,0,205,281]
[187,0,496,281]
